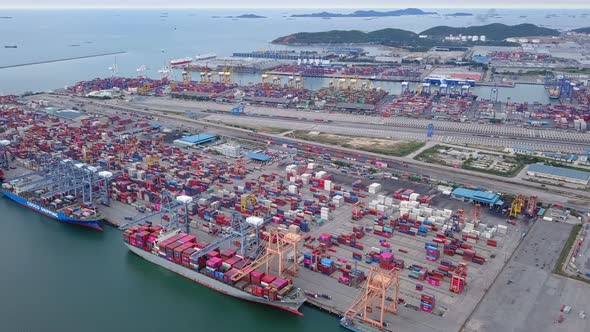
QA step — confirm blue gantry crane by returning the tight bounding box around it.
[118,190,193,233]
[187,212,268,269]
[6,155,117,207]
[0,139,10,170]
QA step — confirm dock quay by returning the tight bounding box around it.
[0,51,127,69]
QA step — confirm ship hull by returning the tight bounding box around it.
[2,191,103,231]
[125,243,306,315]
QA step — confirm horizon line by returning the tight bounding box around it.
[2,6,590,9]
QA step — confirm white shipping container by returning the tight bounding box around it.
[377,195,386,204]
[315,171,327,179]
[409,193,420,202]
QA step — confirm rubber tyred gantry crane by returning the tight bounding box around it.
[450,263,468,294]
[525,195,538,217]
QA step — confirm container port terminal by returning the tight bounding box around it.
[2,71,590,332]
[3,38,590,331]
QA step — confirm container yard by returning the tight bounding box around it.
[0,97,539,332]
[270,64,428,82]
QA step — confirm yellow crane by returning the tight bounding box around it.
[240,193,257,213]
[182,65,191,85]
[146,155,161,168]
[510,194,526,218]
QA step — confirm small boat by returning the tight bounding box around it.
[4,45,17,48]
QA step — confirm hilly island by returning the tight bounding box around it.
[272,23,560,51]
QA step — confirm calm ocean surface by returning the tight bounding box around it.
[0,8,588,101]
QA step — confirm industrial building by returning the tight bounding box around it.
[220,143,242,158]
[173,133,217,148]
[246,152,272,163]
[451,187,503,206]
[526,163,590,185]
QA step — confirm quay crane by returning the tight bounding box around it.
[0,139,10,170]
[119,190,193,233]
[342,267,400,330]
[7,155,117,207]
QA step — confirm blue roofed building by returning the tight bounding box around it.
[526,163,590,185]
[173,133,217,147]
[247,152,272,163]
[451,187,503,206]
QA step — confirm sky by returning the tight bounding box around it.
[0,0,589,9]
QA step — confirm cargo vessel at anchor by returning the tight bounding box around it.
[124,226,307,315]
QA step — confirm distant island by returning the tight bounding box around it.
[572,26,590,34]
[445,13,473,17]
[291,8,436,18]
[0,16,13,19]
[273,23,560,51]
[420,23,558,40]
[224,14,267,19]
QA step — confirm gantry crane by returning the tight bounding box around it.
[0,139,10,169]
[525,195,537,217]
[510,194,526,218]
[118,190,193,233]
[146,155,161,168]
[472,203,482,226]
[228,227,303,282]
[449,262,468,294]
[182,64,191,85]
[241,193,257,213]
[342,267,400,330]
[261,72,272,85]
[6,155,117,207]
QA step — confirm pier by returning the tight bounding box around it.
[0,51,127,70]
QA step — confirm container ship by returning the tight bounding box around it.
[424,76,476,87]
[124,226,307,315]
[195,53,217,61]
[170,57,193,67]
[1,183,104,231]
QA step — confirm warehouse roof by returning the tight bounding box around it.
[452,187,502,205]
[528,163,590,182]
[247,152,271,162]
[179,133,217,144]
